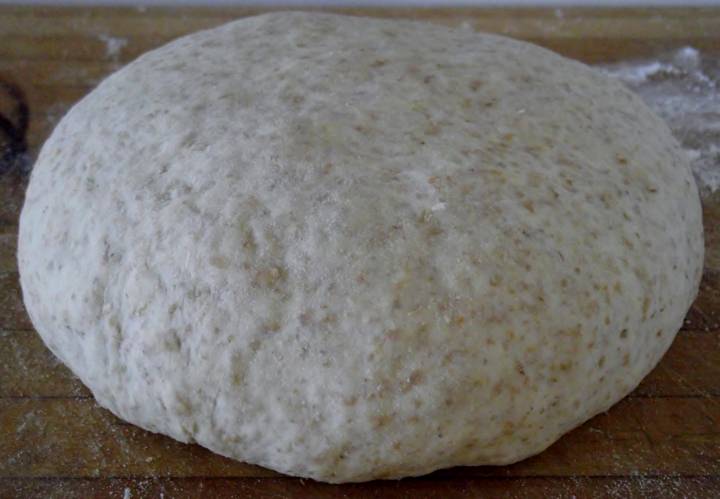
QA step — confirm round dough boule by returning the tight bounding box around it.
[18,12,703,482]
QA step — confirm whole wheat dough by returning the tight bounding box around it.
[18,12,703,482]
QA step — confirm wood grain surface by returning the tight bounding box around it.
[1,6,719,499]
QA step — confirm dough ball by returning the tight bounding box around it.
[18,12,703,482]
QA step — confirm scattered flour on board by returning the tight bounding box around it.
[599,47,720,197]
[97,34,128,62]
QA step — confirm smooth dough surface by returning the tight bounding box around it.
[18,12,703,482]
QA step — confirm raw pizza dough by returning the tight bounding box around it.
[18,12,703,482]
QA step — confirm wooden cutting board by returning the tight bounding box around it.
[1,6,719,498]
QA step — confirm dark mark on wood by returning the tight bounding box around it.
[0,77,30,176]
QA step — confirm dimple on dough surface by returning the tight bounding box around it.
[18,12,703,483]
